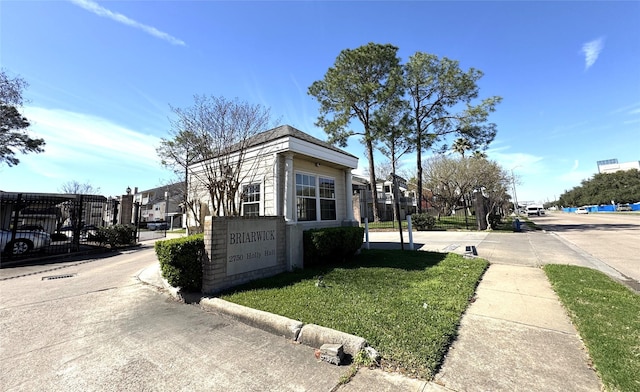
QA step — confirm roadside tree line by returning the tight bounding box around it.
[554,169,640,208]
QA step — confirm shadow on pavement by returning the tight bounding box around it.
[538,223,640,232]
[365,241,426,250]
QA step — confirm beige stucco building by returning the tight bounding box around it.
[187,125,359,269]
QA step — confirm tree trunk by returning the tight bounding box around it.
[416,134,423,214]
[366,137,381,222]
[475,191,487,230]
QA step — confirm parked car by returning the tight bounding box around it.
[575,207,589,214]
[0,228,52,255]
[147,222,169,231]
[526,206,545,216]
[617,203,632,212]
[58,225,99,242]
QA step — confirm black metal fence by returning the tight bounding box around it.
[0,192,108,261]
[361,211,479,231]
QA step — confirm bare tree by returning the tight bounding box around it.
[158,95,275,224]
[423,154,510,230]
[467,155,510,230]
[59,180,101,194]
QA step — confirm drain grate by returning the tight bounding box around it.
[42,273,76,281]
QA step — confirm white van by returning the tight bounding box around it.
[526,206,545,216]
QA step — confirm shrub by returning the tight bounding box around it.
[155,234,204,292]
[411,213,436,231]
[303,226,364,266]
[94,225,136,247]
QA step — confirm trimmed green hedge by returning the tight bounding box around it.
[411,214,436,231]
[155,234,204,292]
[93,225,136,247]
[303,226,364,266]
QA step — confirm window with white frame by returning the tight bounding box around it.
[296,173,316,221]
[319,177,336,220]
[296,173,336,221]
[242,183,261,217]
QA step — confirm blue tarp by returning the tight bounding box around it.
[562,203,639,213]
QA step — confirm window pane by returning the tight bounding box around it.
[297,197,317,221]
[319,177,335,199]
[242,183,260,215]
[244,203,260,217]
[320,199,336,220]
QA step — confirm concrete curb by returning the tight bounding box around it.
[200,298,303,340]
[298,323,367,357]
[199,297,368,356]
[142,263,370,357]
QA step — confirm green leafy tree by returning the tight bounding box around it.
[308,43,404,221]
[452,137,472,157]
[557,169,640,207]
[404,52,501,213]
[372,98,412,226]
[0,69,45,166]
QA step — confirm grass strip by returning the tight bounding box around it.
[220,249,488,378]
[544,265,640,392]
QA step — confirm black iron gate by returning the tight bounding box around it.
[0,192,107,261]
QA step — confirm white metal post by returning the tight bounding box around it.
[407,215,414,251]
[364,217,370,250]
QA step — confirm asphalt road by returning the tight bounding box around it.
[0,245,348,392]
[527,211,640,285]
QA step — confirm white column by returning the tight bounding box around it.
[283,153,295,223]
[345,169,354,221]
[274,153,280,217]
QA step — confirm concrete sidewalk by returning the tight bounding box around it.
[363,229,603,391]
[140,229,604,391]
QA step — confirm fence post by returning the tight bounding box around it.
[364,217,370,250]
[407,215,414,251]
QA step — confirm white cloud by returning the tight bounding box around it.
[68,0,186,46]
[26,106,162,168]
[581,37,604,70]
[609,101,640,115]
[1,106,174,195]
[486,148,545,175]
[571,159,579,171]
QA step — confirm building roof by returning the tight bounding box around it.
[247,124,357,159]
[190,124,358,169]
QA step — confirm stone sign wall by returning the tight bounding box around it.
[202,216,286,294]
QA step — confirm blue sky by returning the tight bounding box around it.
[1,1,639,203]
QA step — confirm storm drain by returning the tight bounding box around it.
[42,273,77,281]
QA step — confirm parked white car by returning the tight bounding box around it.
[526,206,545,216]
[575,207,589,214]
[0,228,52,255]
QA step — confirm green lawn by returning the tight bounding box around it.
[544,265,640,392]
[220,249,488,378]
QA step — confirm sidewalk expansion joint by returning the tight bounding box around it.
[466,313,577,335]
